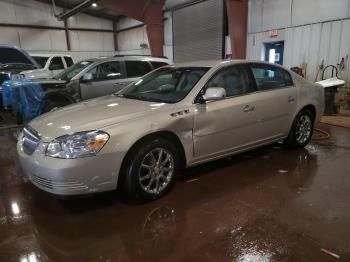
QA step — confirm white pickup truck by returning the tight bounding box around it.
[21,54,74,79]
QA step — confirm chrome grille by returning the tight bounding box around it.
[31,175,88,191]
[22,126,41,155]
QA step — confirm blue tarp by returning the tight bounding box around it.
[2,80,45,120]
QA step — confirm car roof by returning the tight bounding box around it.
[80,56,172,64]
[171,59,289,69]
[30,54,72,57]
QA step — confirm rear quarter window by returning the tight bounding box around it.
[125,61,152,78]
[64,57,74,67]
[250,64,294,91]
[151,61,169,69]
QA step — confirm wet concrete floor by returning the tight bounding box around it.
[0,124,350,261]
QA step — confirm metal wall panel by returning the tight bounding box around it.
[0,27,20,46]
[164,11,173,60]
[306,24,322,81]
[0,1,17,24]
[117,17,143,31]
[339,20,350,82]
[68,13,113,30]
[247,19,350,85]
[262,0,292,31]
[248,0,350,33]
[70,31,114,52]
[173,0,224,62]
[318,23,332,72]
[0,0,114,54]
[117,26,150,54]
[13,0,63,27]
[292,0,349,26]
[248,0,263,33]
[18,28,65,51]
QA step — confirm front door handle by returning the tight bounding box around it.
[114,82,124,86]
[288,96,295,103]
[243,105,255,112]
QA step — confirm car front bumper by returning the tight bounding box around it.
[17,139,122,196]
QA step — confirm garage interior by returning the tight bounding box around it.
[0,0,350,261]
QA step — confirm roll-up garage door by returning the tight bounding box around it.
[173,0,224,62]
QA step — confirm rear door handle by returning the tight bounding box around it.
[243,105,255,112]
[114,82,124,86]
[288,96,295,103]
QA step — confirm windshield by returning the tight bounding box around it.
[32,56,49,68]
[118,67,209,103]
[54,60,93,81]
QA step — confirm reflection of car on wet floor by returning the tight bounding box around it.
[28,147,318,261]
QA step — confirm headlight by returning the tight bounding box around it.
[46,131,109,159]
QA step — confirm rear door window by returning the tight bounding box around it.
[205,65,254,97]
[88,61,124,81]
[125,61,152,77]
[64,56,74,67]
[49,57,65,70]
[250,64,293,91]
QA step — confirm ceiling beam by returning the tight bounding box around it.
[35,0,121,20]
[56,0,99,20]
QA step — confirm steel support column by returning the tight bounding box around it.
[113,20,118,52]
[226,0,248,59]
[100,0,165,56]
[64,19,71,51]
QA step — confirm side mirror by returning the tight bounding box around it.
[202,87,226,102]
[81,73,93,82]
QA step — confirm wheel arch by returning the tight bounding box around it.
[118,130,187,188]
[299,104,316,119]
[122,130,186,169]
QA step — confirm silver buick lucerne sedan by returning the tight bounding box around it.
[17,60,324,200]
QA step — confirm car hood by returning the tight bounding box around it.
[29,95,174,142]
[0,45,39,68]
[21,69,50,79]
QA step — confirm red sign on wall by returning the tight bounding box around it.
[269,29,278,37]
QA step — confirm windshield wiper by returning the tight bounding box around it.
[122,94,147,101]
[115,93,167,103]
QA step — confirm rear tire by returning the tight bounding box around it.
[284,109,314,148]
[121,138,179,201]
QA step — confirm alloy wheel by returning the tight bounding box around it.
[295,115,312,144]
[138,148,175,195]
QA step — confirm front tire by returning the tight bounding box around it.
[284,109,314,148]
[122,138,179,201]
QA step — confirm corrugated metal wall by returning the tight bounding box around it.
[114,13,173,60]
[0,0,115,61]
[116,17,151,56]
[173,0,224,62]
[247,0,350,85]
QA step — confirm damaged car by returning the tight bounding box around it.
[18,60,324,201]
[0,45,40,105]
[7,55,171,113]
